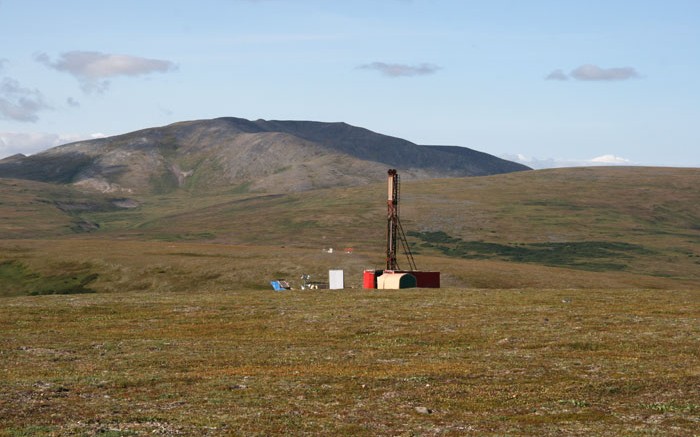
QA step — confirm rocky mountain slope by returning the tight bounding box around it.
[0,117,529,194]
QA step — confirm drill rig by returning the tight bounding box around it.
[386,169,417,271]
[363,169,440,289]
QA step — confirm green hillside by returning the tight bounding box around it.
[1,166,699,293]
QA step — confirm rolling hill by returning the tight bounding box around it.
[1,166,698,293]
[0,117,529,194]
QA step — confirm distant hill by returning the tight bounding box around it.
[1,166,698,291]
[0,117,529,194]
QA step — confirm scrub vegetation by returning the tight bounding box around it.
[0,260,97,297]
[1,166,699,434]
[409,230,654,272]
[1,288,698,435]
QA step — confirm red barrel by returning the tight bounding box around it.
[363,270,381,289]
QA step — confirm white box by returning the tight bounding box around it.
[329,270,344,290]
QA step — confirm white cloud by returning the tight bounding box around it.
[0,77,51,122]
[570,64,639,81]
[358,62,441,77]
[590,154,631,164]
[0,132,105,158]
[545,64,640,82]
[502,153,634,169]
[36,51,177,94]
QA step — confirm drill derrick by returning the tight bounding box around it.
[386,169,416,271]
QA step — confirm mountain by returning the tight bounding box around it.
[0,117,529,194]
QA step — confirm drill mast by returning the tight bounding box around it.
[386,169,417,271]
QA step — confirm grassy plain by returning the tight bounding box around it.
[1,287,699,436]
[1,166,699,435]
[2,167,699,289]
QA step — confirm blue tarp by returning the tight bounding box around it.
[270,280,290,291]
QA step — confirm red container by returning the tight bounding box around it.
[411,271,441,288]
[363,270,382,289]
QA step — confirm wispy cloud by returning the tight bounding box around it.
[545,69,568,81]
[36,51,177,94]
[0,77,51,122]
[0,131,106,158]
[358,62,441,77]
[571,64,639,81]
[546,64,640,82]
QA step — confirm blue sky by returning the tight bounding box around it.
[1,0,699,168]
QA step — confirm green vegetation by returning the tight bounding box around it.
[409,230,654,271]
[0,260,97,297]
[148,170,180,195]
[151,231,218,242]
[156,134,179,159]
[230,181,252,194]
[0,288,697,435]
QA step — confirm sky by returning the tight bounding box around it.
[1,0,699,168]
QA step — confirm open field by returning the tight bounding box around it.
[1,239,696,299]
[2,167,699,291]
[1,166,699,434]
[1,287,698,436]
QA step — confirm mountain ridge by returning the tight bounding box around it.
[0,117,529,194]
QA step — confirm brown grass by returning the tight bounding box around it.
[1,167,699,434]
[1,287,698,435]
